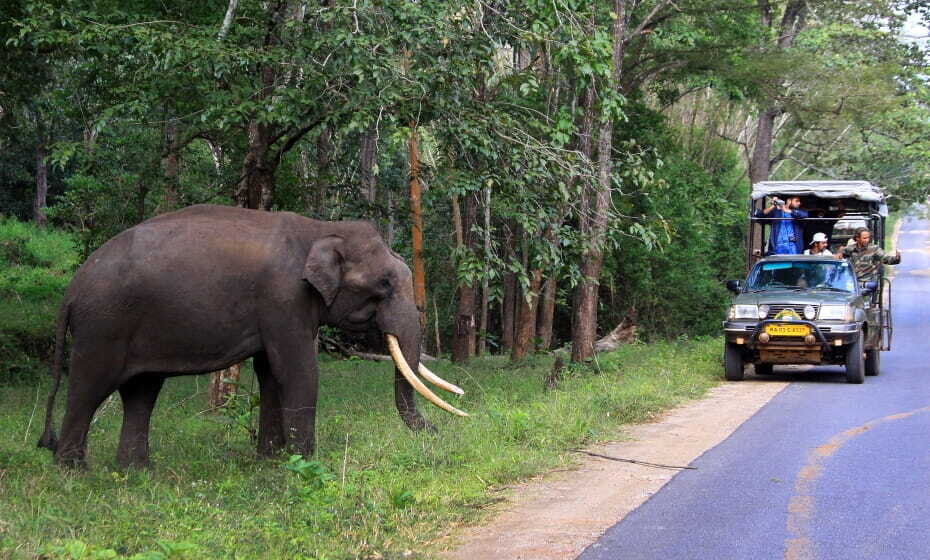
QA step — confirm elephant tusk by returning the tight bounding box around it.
[418,364,465,395]
[385,335,469,417]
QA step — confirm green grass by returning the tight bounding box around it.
[0,340,724,559]
[0,219,79,383]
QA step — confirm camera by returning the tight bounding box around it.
[772,197,785,208]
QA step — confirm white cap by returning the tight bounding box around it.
[810,232,828,244]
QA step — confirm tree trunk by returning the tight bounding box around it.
[477,185,491,355]
[571,0,626,363]
[536,272,557,350]
[408,124,427,331]
[511,269,543,361]
[33,140,48,228]
[501,232,517,353]
[359,125,378,204]
[451,194,477,363]
[207,363,240,410]
[161,117,180,211]
[749,107,779,184]
[236,120,276,211]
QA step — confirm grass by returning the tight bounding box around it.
[0,218,79,384]
[0,339,724,559]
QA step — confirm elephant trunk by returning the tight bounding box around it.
[378,299,467,428]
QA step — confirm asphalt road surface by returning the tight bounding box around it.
[580,214,930,560]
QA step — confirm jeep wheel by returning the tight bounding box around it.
[755,363,774,376]
[865,348,881,376]
[845,332,865,384]
[724,343,745,381]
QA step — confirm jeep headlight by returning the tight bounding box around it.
[729,305,759,320]
[818,305,851,321]
[804,305,816,320]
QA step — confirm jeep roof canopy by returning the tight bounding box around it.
[746,180,889,271]
[751,180,884,203]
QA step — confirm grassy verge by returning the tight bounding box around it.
[0,339,723,559]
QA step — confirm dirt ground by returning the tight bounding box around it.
[442,379,788,560]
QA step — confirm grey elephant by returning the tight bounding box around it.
[37,204,466,468]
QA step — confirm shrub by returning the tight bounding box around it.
[0,218,78,383]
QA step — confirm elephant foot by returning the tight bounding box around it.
[54,453,88,470]
[402,412,437,433]
[116,453,151,470]
[37,428,58,452]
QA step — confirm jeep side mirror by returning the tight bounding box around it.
[862,280,878,294]
[726,280,743,294]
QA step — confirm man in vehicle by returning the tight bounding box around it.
[837,227,901,284]
[804,232,832,256]
[756,195,809,254]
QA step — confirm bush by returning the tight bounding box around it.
[0,218,78,383]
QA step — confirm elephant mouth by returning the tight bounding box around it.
[385,334,468,417]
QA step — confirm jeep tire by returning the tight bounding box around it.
[724,342,745,381]
[865,348,880,376]
[845,331,865,384]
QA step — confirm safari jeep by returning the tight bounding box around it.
[723,255,890,384]
[723,180,893,383]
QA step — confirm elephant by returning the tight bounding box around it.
[37,204,466,468]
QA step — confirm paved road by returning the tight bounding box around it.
[580,215,930,560]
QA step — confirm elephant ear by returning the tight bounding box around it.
[303,236,344,307]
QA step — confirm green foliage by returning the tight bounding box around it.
[0,338,723,558]
[0,218,78,383]
[600,101,746,338]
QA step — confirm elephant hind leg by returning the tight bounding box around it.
[55,364,120,468]
[254,352,286,456]
[116,375,165,468]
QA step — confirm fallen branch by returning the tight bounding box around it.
[570,449,697,470]
[593,311,638,353]
[320,335,437,362]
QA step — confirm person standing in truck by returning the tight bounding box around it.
[755,196,809,254]
[837,227,901,284]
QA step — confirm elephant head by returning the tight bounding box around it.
[302,224,467,426]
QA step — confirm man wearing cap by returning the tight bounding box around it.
[836,227,900,284]
[804,232,832,256]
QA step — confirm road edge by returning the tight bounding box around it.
[442,379,789,560]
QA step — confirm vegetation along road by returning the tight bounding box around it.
[580,213,930,559]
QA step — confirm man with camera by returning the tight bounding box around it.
[755,195,809,254]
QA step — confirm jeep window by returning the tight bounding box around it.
[747,261,857,292]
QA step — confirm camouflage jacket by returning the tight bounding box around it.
[839,243,900,282]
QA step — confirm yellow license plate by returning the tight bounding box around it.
[765,323,811,337]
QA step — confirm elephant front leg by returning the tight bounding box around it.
[267,347,319,456]
[254,352,286,456]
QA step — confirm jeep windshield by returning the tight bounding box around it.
[746,260,857,293]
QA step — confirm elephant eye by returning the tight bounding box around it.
[379,278,392,291]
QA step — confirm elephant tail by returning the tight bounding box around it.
[37,302,69,453]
